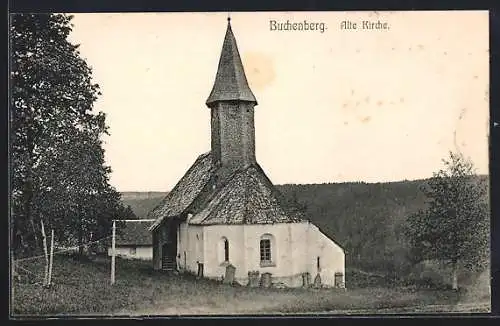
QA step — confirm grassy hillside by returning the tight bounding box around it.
[120,176,488,276]
[14,255,488,315]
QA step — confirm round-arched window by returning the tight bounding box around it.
[219,237,229,263]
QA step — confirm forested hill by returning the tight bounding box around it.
[120,192,167,219]
[120,176,488,273]
[276,180,429,272]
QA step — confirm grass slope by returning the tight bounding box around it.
[13,256,488,316]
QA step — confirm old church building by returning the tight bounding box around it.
[148,19,345,288]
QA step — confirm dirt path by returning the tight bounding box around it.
[115,302,490,316]
[309,302,491,315]
[115,298,281,316]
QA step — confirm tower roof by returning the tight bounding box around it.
[206,19,257,106]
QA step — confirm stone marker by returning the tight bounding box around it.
[196,263,204,278]
[248,271,260,287]
[261,272,272,288]
[334,272,344,288]
[223,264,236,285]
[302,272,311,288]
[313,273,322,288]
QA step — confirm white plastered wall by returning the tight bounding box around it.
[185,221,345,288]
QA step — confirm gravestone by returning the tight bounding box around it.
[302,272,311,288]
[313,273,322,288]
[223,264,236,285]
[261,272,272,288]
[248,271,260,287]
[197,263,204,278]
[334,272,344,288]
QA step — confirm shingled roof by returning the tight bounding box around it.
[148,152,215,230]
[206,19,257,106]
[116,220,154,246]
[149,152,306,230]
[189,165,305,225]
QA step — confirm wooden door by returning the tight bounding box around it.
[161,222,178,271]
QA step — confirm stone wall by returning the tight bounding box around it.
[210,101,256,171]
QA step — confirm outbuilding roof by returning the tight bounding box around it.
[116,220,154,246]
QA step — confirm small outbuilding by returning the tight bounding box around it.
[108,220,154,260]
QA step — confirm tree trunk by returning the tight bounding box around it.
[11,206,19,257]
[78,220,84,257]
[451,261,458,290]
[24,128,38,253]
[24,175,38,253]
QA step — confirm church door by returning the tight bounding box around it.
[161,221,178,271]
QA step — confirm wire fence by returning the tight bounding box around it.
[14,235,113,263]
[12,234,114,287]
[12,219,153,288]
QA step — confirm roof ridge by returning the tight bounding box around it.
[197,151,211,160]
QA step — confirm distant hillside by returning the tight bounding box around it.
[121,192,167,219]
[120,176,488,274]
[276,180,429,273]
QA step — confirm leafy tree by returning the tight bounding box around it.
[405,151,489,290]
[10,13,135,257]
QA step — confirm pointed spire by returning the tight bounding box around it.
[206,19,257,107]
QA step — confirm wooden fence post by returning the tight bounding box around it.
[11,253,15,307]
[111,220,116,285]
[48,229,54,286]
[40,220,49,287]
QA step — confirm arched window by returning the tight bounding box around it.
[259,234,275,267]
[219,237,230,263]
[224,238,229,262]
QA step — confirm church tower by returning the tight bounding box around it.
[206,18,258,175]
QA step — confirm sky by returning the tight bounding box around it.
[67,11,489,192]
